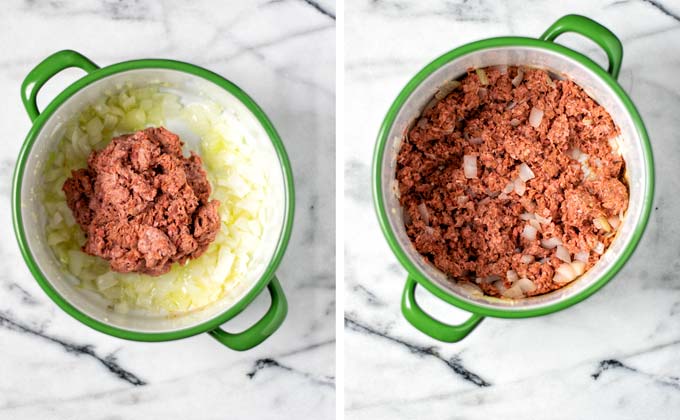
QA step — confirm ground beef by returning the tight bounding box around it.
[396,66,628,297]
[62,127,221,276]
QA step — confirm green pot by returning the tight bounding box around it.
[373,15,654,342]
[12,50,295,350]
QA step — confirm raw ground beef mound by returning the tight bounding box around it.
[396,66,629,297]
[63,127,221,276]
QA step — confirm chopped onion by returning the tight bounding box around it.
[503,182,515,194]
[529,219,541,231]
[574,251,589,262]
[512,68,524,87]
[522,224,537,241]
[476,68,489,86]
[518,163,535,181]
[554,263,577,283]
[520,212,535,221]
[529,107,544,128]
[556,245,571,263]
[498,192,509,200]
[506,270,519,283]
[478,87,488,99]
[554,261,586,284]
[493,280,507,294]
[469,136,484,145]
[456,195,469,205]
[463,155,478,179]
[502,283,524,299]
[434,80,462,100]
[608,216,621,229]
[593,216,612,232]
[593,241,605,255]
[485,275,501,284]
[567,146,584,160]
[541,237,562,249]
[417,203,430,224]
[516,278,536,293]
[520,254,535,264]
[506,100,516,110]
[514,178,526,196]
[535,214,552,225]
[571,261,586,276]
[510,118,521,127]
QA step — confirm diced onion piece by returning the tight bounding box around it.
[503,182,515,194]
[608,216,621,229]
[593,216,612,232]
[529,107,544,128]
[535,214,552,225]
[556,245,571,263]
[529,219,541,231]
[476,68,489,86]
[574,251,589,262]
[498,192,509,200]
[463,155,477,179]
[518,163,535,181]
[417,203,430,225]
[510,118,520,127]
[514,178,526,196]
[484,275,501,284]
[520,212,535,221]
[571,261,586,276]
[507,270,519,283]
[554,263,577,283]
[567,146,584,160]
[478,87,488,99]
[506,100,516,110]
[512,69,524,87]
[493,280,507,294]
[502,283,524,299]
[469,136,483,145]
[457,195,469,205]
[541,237,562,249]
[520,254,535,264]
[593,241,605,255]
[522,224,537,241]
[516,278,536,293]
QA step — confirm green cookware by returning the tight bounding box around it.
[373,15,654,342]
[13,50,295,350]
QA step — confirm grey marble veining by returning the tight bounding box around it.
[344,0,680,419]
[0,1,335,419]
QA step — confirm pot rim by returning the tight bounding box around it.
[372,36,655,319]
[12,58,295,341]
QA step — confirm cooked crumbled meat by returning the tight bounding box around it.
[63,127,221,276]
[396,66,628,297]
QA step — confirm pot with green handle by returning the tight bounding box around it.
[373,15,654,342]
[13,50,295,350]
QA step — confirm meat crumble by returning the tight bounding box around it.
[63,127,221,276]
[396,66,628,298]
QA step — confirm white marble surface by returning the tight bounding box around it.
[345,0,680,418]
[0,1,335,419]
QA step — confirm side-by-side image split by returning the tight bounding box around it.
[2,0,680,419]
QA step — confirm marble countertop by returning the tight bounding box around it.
[344,0,680,419]
[0,1,335,419]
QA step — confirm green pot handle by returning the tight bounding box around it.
[540,14,623,80]
[21,50,100,122]
[401,276,484,342]
[209,276,287,351]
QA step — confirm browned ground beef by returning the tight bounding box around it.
[396,66,628,297]
[63,127,221,276]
